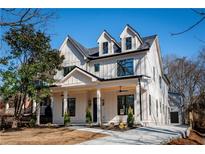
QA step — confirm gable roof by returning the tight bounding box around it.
[120,24,143,44]
[54,66,150,86]
[60,25,157,60]
[88,34,157,58]
[67,35,91,58]
[97,30,121,48]
[58,66,100,84]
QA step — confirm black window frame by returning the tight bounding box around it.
[62,99,64,117]
[159,76,162,89]
[67,98,76,117]
[160,101,162,113]
[94,63,100,72]
[149,95,151,115]
[63,65,75,76]
[102,42,108,54]
[126,37,132,50]
[117,58,134,77]
[117,95,134,115]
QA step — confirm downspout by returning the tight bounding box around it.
[138,78,142,121]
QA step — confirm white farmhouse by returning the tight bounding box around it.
[51,24,170,126]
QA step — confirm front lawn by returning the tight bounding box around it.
[0,127,107,145]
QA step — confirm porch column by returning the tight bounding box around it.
[50,96,54,110]
[134,84,139,122]
[32,100,36,113]
[36,100,40,125]
[97,88,102,125]
[5,103,9,113]
[63,89,68,114]
[50,96,54,122]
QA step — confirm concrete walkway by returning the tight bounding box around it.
[69,125,188,145]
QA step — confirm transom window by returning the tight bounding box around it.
[126,37,132,50]
[63,66,75,76]
[94,63,100,72]
[103,42,108,54]
[117,58,134,77]
[67,98,76,116]
[117,95,134,115]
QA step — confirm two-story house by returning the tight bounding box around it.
[50,24,170,126]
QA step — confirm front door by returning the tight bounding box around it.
[93,98,97,123]
[170,112,179,123]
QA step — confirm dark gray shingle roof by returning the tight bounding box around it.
[67,34,157,60]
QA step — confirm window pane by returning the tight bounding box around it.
[64,66,75,76]
[103,42,108,54]
[94,64,100,72]
[126,37,132,50]
[67,98,76,116]
[117,59,134,77]
[159,76,162,88]
[117,95,134,115]
[62,99,64,117]
[149,95,151,115]
[118,96,126,115]
[126,95,134,115]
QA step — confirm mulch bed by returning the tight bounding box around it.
[91,124,140,132]
[168,130,205,145]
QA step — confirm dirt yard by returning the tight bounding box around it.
[0,127,107,145]
[168,130,205,145]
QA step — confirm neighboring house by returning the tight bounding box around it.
[51,24,170,126]
[168,92,184,124]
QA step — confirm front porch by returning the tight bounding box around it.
[51,83,148,126]
[50,67,149,126]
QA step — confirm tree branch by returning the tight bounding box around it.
[171,16,205,36]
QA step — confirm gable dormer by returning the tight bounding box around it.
[97,30,120,56]
[120,24,143,52]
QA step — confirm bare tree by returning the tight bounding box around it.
[0,8,57,57]
[163,49,205,129]
[0,9,56,27]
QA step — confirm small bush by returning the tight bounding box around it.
[64,112,70,126]
[29,115,37,127]
[86,109,92,124]
[127,106,134,127]
[29,119,36,127]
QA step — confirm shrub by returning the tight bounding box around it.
[86,109,92,124]
[127,106,134,127]
[64,112,70,126]
[29,115,37,127]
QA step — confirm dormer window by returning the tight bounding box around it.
[103,42,108,54]
[126,37,132,50]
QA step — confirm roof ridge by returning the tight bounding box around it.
[67,35,90,57]
[102,30,120,48]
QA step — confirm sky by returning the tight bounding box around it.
[45,8,205,59]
